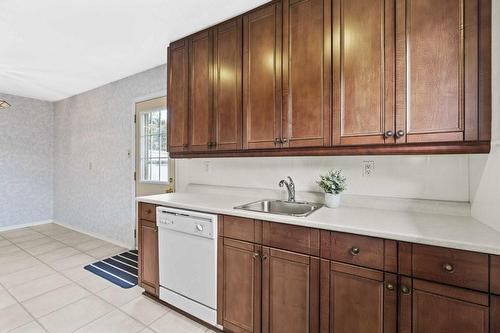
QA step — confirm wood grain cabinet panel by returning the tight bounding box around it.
[188,30,214,152]
[213,18,243,151]
[262,221,319,256]
[138,203,156,222]
[219,238,261,333]
[262,247,319,333]
[328,262,397,333]
[412,244,489,292]
[282,0,331,148]
[492,295,500,333]
[399,279,489,333]
[333,0,395,145]
[167,39,189,152]
[331,232,385,271]
[395,0,480,143]
[243,2,282,149]
[491,255,500,294]
[138,219,159,296]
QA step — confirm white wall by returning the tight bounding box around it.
[0,93,54,229]
[53,65,166,247]
[177,155,479,202]
[471,0,500,230]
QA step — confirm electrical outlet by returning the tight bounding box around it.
[204,161,210,173]
[362,160,375,177]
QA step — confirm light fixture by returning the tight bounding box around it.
[0,100,11,109]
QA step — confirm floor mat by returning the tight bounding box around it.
[84,250,138,288]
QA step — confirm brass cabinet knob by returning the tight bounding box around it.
[350,247,360,256]
[386,283,395,291]
[401,285,411,295]
[274,138,281,145]
[252,252,260,260]
[443,263,455,273]
[281,138,288,143]
[395,130,405,138]
[384,130,394,139]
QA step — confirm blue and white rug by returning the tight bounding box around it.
[84,250,138,288]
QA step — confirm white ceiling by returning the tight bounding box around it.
[0,0,268,101]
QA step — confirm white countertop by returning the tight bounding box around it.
[137,192,500,255]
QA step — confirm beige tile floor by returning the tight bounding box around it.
[0,223,216,333]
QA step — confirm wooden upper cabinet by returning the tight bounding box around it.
[282,0,331,148]
[188,30,214,152]
[243,2,282,149]
[262,247,319,333]
[167,40,189,152]
[333,0,395,145]
[395,0,480,143]
[214,18,243,151]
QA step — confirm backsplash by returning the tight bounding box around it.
[176,154,487,203]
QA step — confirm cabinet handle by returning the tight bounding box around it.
[384,130,394,139]
[386,283,395,291]
[395,130,405,138]
[401,285,411,295]
[274,138,281,145]
[252,252,260,260]
[350,247,360,256]
[262,255,268,260]
[281,138,288,143]
[443,263,455,273]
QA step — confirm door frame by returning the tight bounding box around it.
[131,91,172,249]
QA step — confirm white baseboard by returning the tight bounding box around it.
[52,220,134,250]
[0,220,53,232]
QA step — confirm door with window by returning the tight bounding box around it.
[135,96,174,197]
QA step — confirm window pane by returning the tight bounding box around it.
[140,108,169,183]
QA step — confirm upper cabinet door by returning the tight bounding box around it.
[188,30,214,152]
[167,40,189,152]
[282,0,332,148]
[214,18,243,151]
[243,2,283,149]
[333,0,395,145]
[395,0,479,143]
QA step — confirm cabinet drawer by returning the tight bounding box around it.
[412,244,489,292]
[491,255,500,295]
[262,221,319,256]
[331,232,385,270]
[139,203,156,222]
[221,215,261,243]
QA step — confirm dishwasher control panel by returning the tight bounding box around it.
[156,207,216,239]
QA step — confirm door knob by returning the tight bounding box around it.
[395,130,405,138]
[384,130,394,139]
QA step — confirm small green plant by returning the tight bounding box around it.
[317,170,347,195]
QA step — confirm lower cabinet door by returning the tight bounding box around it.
[493,296,500,333]
[328,262,397,333]
[399,279,490,333]
[262,247,319,333]
[138,219,159,296]
[220,238,261,333]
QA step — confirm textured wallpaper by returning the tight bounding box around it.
[0,93,54,228]
[53,65,167,247]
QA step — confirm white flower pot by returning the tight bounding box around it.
[324,193,341,208]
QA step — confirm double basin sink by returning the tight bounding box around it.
[234,199,322,217]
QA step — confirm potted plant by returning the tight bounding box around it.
[317,170,347,208]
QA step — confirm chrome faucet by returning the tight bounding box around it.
[279,176,296,202]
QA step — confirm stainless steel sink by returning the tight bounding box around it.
[234,199,322,217]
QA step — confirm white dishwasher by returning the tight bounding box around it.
[156,207,219,327]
